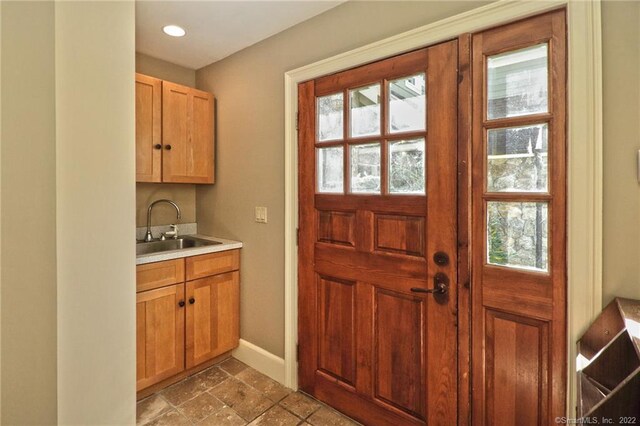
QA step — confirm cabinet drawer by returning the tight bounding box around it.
[137,259,185,292]
[186,250,240,281]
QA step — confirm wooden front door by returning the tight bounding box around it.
[298,41,459,426]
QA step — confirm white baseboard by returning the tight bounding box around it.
[232,339,286,387]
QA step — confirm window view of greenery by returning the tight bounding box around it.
[487,123,548,192]
[389,138,425,194]
[487,43,548,119]
[350,143,381,193]
[487,201,548,271]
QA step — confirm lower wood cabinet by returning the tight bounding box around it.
[136,284,185,391]
[136,250,240,392]
[186,271,240,368]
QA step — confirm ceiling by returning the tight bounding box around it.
[136,1,344,70]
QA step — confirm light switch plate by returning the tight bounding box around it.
[255,206,268,223]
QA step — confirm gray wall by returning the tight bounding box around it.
[1,2,136,424]
[602,0,640,305]
[1,3,57,423]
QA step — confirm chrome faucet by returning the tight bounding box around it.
[144,199,181,242]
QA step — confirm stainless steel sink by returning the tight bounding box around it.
[136,236,221,256]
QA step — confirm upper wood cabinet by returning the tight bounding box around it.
[135,73,215,184]
[135,74,162,182]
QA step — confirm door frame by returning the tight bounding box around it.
[284,0,602,419]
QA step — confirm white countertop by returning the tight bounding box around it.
[136,234,243,265]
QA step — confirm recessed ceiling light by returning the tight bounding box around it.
[163,25,186,37]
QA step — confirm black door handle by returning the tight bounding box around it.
[189,298,195,305]
[411,273,449,295]
[178,300,186,307]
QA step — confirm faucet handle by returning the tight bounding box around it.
[165,224,179,239]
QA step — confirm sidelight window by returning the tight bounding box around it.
[484,43,551,272]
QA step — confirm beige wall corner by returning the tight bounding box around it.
[195,0,491,358]
[602,0,640,305]
[55,2,136,424]
[1,2,58,424]
[136,183,196,227]
[136,52,196,87]
[135,54,197,227]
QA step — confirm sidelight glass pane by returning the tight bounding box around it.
[350,84,381,137]
[350,143,381,193]
[388,74,426,134]
[317,93,344,141]
[388,138,425,194]
[487,44,548,119]
[317,146,344,193]
[487,124,548,192]
[487,201,548,271]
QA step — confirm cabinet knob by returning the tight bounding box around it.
[189,298,195,305]
[154,144,162,150]
[165,145,172,150]
[178,300,185,307]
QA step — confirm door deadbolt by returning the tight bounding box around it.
[433,251,450,266]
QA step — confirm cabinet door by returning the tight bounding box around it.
[162,81,215,184]
[185,271,239,368]
[135,73,162,183]
[136,284,185,391]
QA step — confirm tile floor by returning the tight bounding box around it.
[137,357,361,426]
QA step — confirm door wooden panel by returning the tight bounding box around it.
[374,214,425,256]
[318,211,356,247]
[299,41,458,426]
[471,10,567,425]
[185,271,239,368]
[374,288,425,419]
[317,276,356,386]
[485,310,549,426]
[135,73,162,183]
[136,284,185,391]
[162,81,214,184]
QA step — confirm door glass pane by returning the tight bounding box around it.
[388,138,425,194]
[350,84,380,137]
[487,124,548,192]
[350,143,381,193]
[487,201,548,271]
[389,74,426,134]
[317,146,343,193]
[317,93,343,142]
[487,44,548,119]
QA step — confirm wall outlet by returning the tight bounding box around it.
[255,206,268,223]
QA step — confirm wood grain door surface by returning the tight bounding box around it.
[136,283,185,391]
[471,10,567,426]
[186,271,240,368]
[162,81,215,184]
[135,73,162,183]
[298,41,459,426]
